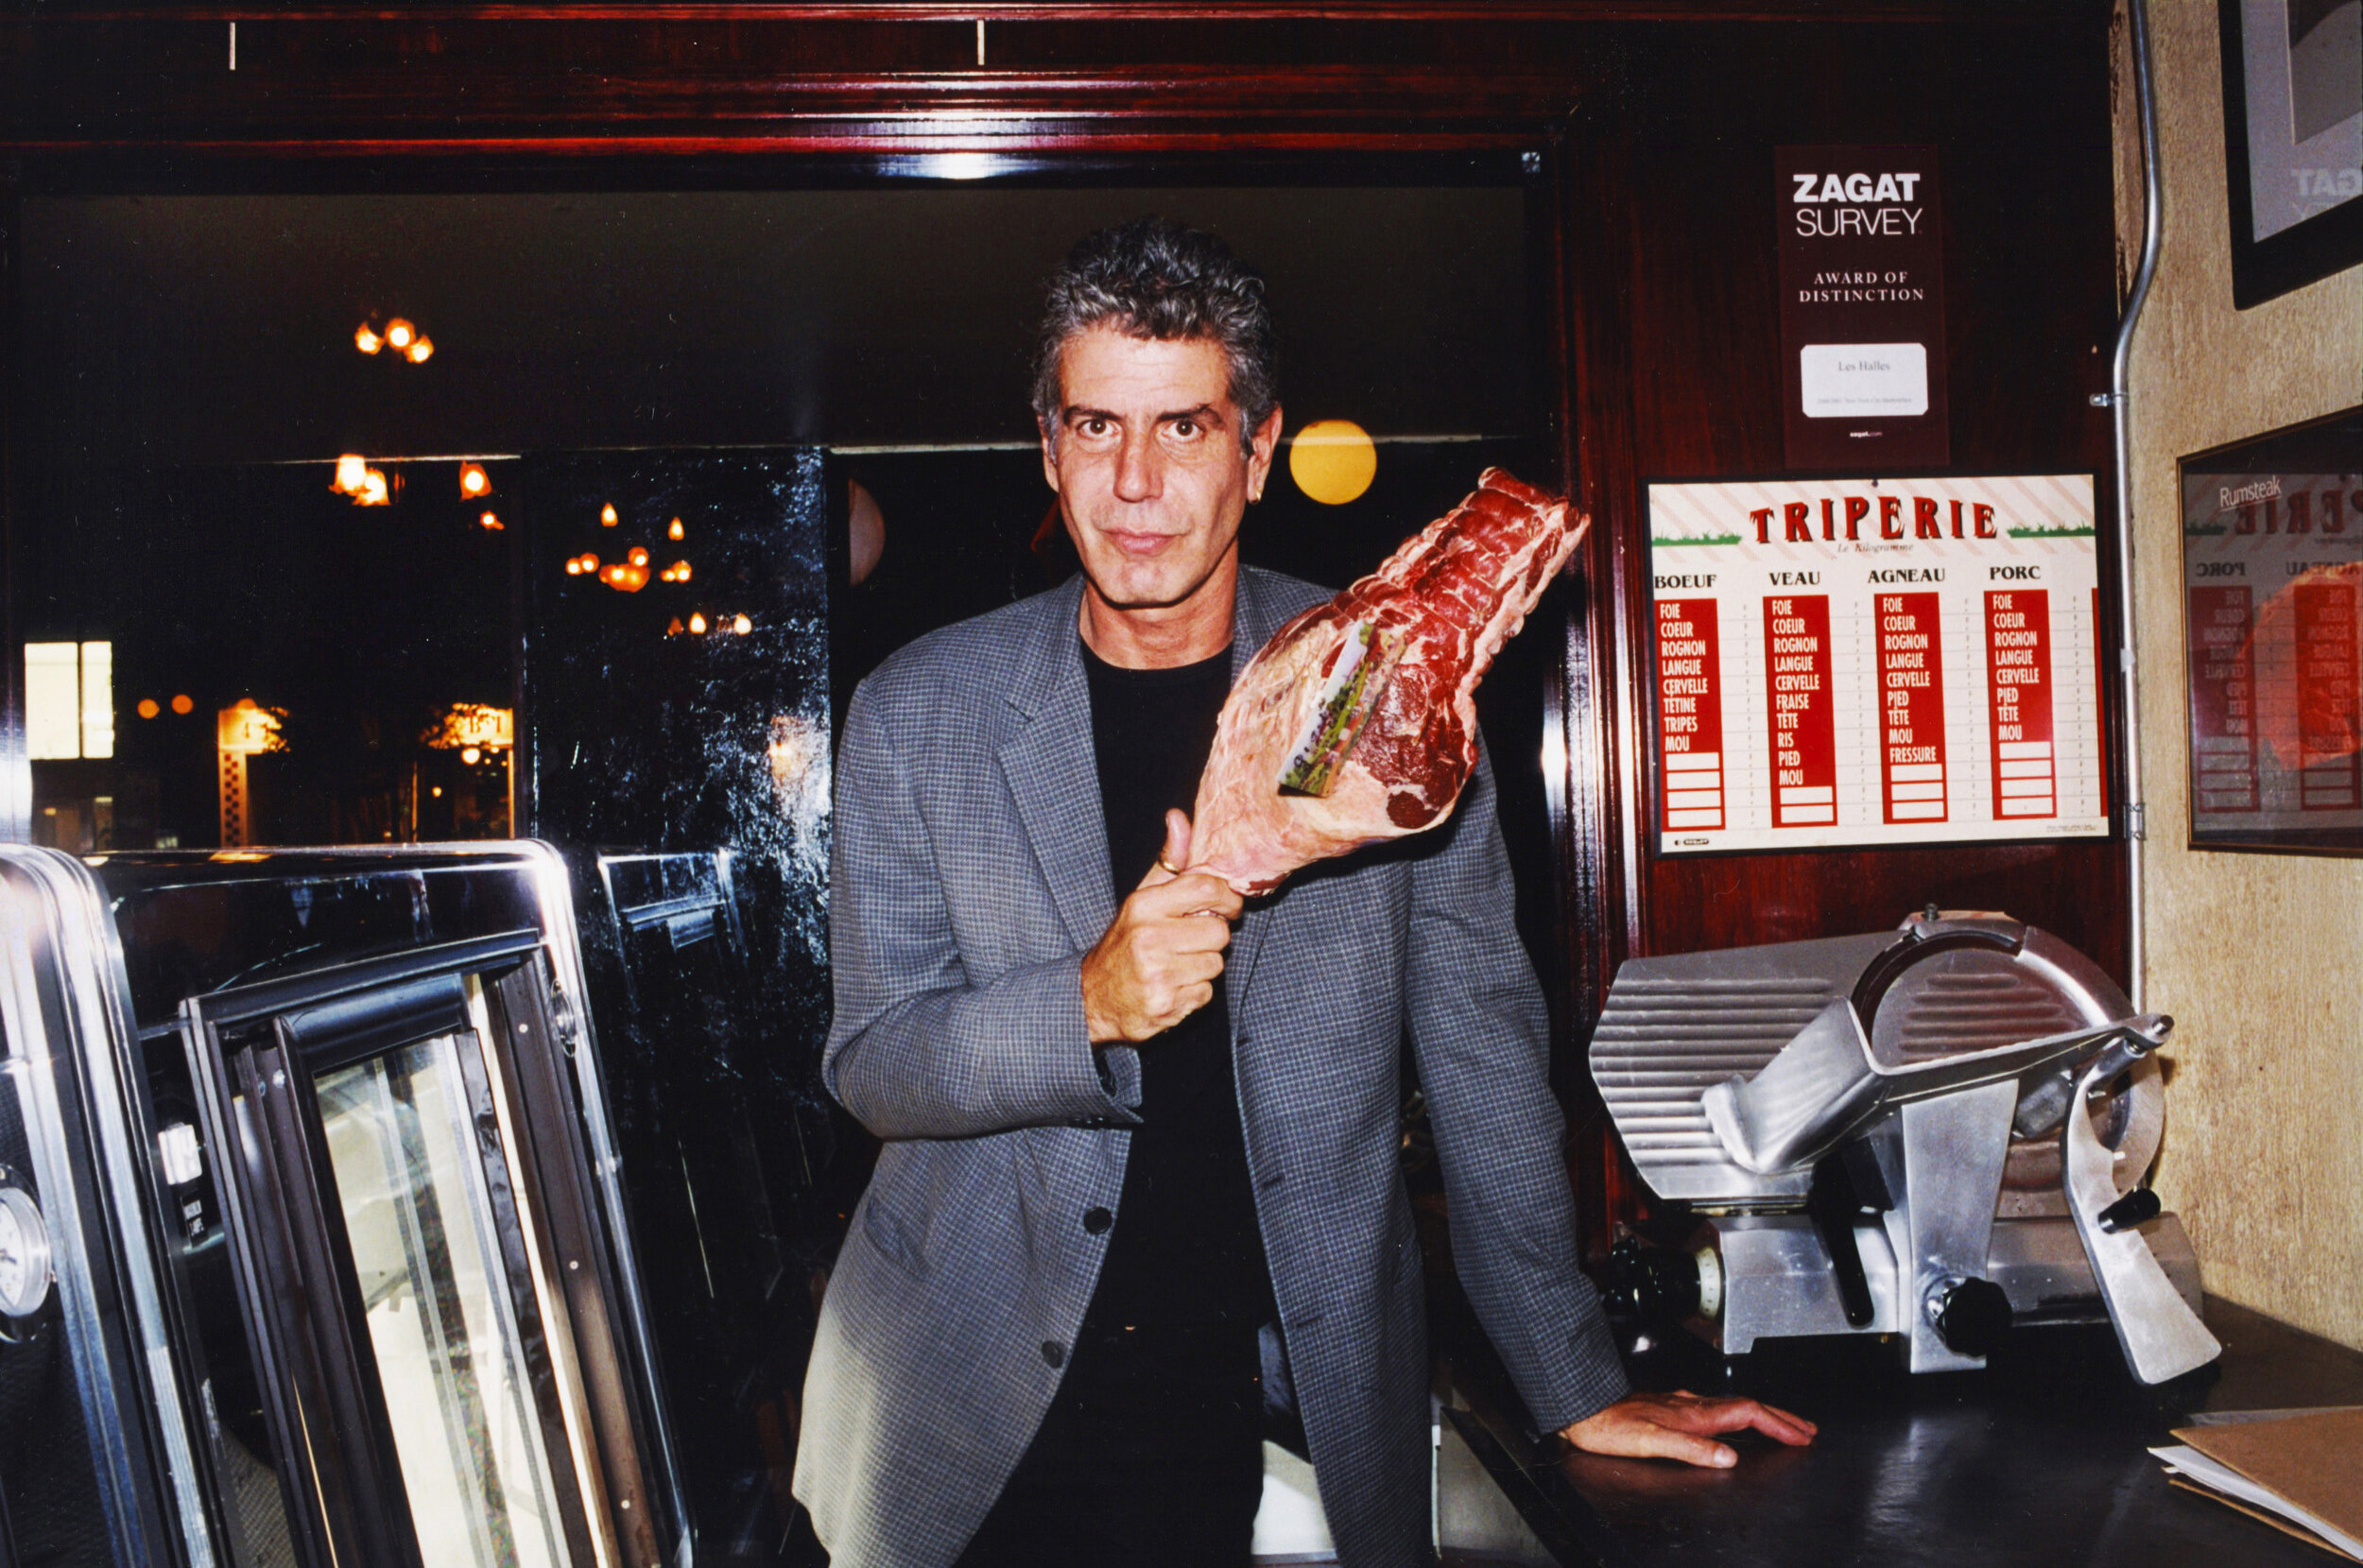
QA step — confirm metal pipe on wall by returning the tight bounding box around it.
[2108,0,2164,1011]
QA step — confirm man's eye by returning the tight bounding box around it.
[1170,420,1199,439]
[1081,418,1110,436]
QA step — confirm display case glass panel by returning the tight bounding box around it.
[316,1029,571,1568]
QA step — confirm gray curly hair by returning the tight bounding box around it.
[1032,216,1280,455]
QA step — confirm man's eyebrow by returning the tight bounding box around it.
[1060,402,1229,425]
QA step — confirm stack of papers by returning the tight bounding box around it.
[2150,1406,2363,1560]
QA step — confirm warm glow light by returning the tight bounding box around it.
[358,468,390,506]
[333,454,370,494]
[666,616,685,635]
[405,335,434,364]
[600,503,618,526]
[460,746,481,765]
[667,560,692,582]
[431,785,443,798]
[565,560,582,575]
[384,319,416,351]
[688,612,708,634]
[629,547,649,567]
[581,553,599,572]
[732,613,752,635]
[423,703,512,750]
[459,462,490,496]
[479,511,504,530]
[216,700,283,755]
[668,518,684,541]
[1287,420,1378,506]
[354,324,383,354]
[170,695,194,715]
[137,698,161,719]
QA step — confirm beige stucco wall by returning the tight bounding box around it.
[2112,1,2363,1350]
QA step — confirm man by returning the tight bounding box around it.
[794,217,1810,1568]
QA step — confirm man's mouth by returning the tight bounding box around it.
[1103,529,1182,557]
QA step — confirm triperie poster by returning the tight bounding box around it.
[1646,476,2109,854]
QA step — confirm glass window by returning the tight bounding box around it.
[24,642,80,761]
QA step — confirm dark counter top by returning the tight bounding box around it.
[1440,1296,2363,1568]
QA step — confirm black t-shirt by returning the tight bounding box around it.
[1079,640,1274,1332]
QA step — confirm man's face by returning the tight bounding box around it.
[1042,325,1282,613]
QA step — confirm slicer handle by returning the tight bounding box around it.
[2096,1188,2162,1234]
[1806,1157,1875,1329]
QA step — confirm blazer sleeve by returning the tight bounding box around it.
[1405,746,1631,1433]
[820,677,1144,1141]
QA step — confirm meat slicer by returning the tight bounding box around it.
[1589,912,2219,1383]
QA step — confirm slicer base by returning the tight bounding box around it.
[1690,1212,2204,1363]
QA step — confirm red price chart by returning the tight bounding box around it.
[1647,476,2108,853]
[2182,464,2363,842]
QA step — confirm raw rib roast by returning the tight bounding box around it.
[1190,468,1589,895]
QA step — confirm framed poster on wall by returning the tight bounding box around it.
[1645,475,2111,855]
[2180,405,2362,854]
[2220,0,2363,306]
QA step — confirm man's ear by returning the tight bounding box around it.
[1247,404,1285,502]
[1040,419,1061,492]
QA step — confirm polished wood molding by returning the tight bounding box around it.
[10,4,2103,23]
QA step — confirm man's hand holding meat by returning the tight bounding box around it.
[1081,811,1239,1044]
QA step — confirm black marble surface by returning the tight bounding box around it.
[520,450,854,1561]
[1444,1295,2363,1568]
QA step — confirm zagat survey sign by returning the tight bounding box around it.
[1646,476,2109,855]
[1777,146,1949,471]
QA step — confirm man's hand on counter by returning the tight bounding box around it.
[1560,1390,1817,1469]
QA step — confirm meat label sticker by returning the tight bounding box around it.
[1646,476,2108,853]
[2180,450,2363,846]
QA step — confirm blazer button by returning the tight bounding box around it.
[1041,1340,1065,1369]
[1082,1207,1113,1234]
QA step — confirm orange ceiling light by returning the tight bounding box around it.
[458,462,490,497]
[332,454,370,495]
[357,468,390,506]
[383,319,416,353]
[354,323,384,354]
[170,695,194,715]
[136,698,161,719]
[405,335,434,364]
[600,503,618,527]
[731,613,752,635]
[668,518,684,541]
[479,511,504,531]
[688,612,708,634]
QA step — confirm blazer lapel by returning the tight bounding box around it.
[1222,569,1285,1017]
[998,577,1117,955]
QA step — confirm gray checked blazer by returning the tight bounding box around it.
[792,565,1629,1568]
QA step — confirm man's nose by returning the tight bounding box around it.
[1113,428,1163,503]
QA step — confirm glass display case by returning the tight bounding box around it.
[0,842,685,1568]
